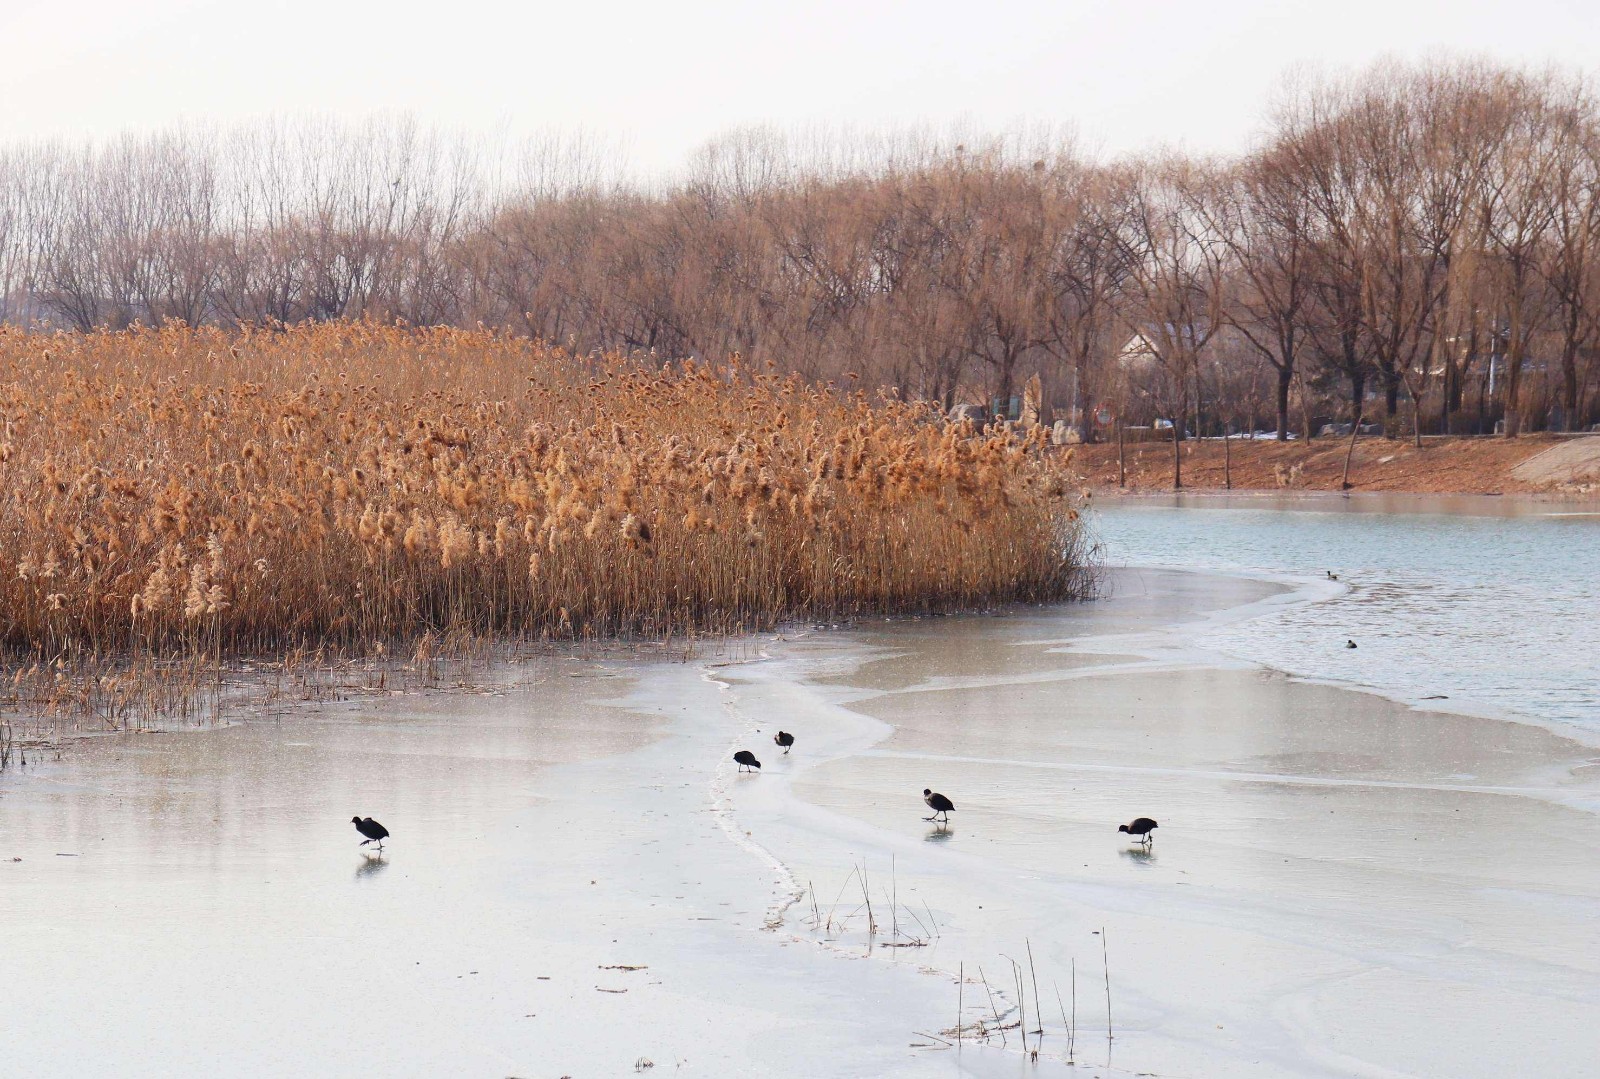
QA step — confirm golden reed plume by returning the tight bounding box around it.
[0,321,1089,724]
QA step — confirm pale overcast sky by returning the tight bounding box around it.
[2,0,1596,172]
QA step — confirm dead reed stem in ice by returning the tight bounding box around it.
[859,861,875,936]
[978,965,1006,1047]
[1011,958,1028,1055]
[1027,938,1044,1053]
[1102,927,1113,1063]
[957,961,964,1053]
[825,867,860,933]
[1070,957,1078,1062]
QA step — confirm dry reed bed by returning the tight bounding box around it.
[0,322,1088,726]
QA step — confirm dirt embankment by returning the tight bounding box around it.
[1068,433,1600,496]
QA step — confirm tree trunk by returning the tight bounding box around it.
[1117,419,1126,488]
[995,349,1018,422]
[1171,422,1182,491]
[1341,403,1364,491]
[1561,337,1580,432]
[1504,304,1526,438]
[1276,365,1292,442]
[1503,346,1524,438]
[1073,350,1097,444]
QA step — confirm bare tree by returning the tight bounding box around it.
[1,70,1598,435]
[1211,147,1316,439]
[1540,79,1600,431]
[1110,157,1229,488]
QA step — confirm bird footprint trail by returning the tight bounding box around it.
[701,650,1040,1069]
[701,666,808,932]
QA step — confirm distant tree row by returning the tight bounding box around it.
[2,57,1599,439]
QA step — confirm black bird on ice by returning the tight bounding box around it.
[1119,817,1158,844]
[774,731,795,753]
[733,750,762,772]
[923,788,955,824]
[352,816,389,849]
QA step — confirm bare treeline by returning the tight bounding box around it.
[3,57,1599,438]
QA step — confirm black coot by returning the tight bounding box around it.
[922,788,954,824]
[352,816,389,848]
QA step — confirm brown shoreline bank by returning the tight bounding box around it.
[1071,432,1600,496]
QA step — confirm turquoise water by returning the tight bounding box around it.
[1089,495,1600,733]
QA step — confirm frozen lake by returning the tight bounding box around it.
[2,495,1598,1076]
